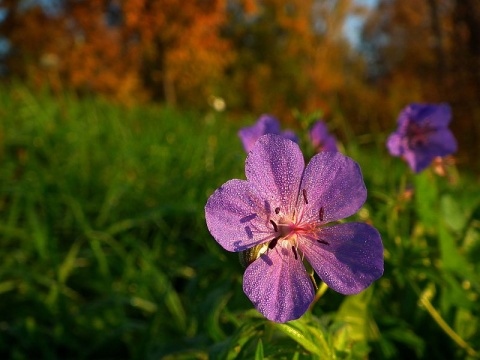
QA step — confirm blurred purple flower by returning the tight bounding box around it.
[309,120,338,152]
[387,103,457,173]
[205,134,384,323]
[238,114,298,153]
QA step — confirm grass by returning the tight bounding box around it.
[0,84,479,359]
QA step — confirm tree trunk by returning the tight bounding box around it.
[427,0,445,86]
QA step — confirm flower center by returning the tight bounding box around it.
[407,121,434,148]
[269,214,312,250]
[268,190,330,258]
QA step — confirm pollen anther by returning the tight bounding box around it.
[270,220,278,232]
[302,189,308,204]
[292,246,298,260]
[269,237,279,249]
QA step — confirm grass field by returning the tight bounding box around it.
[0,85,479,359]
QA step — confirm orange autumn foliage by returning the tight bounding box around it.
[121,0,232,105]
[223,0,365,119]
[2,0,231,105]
[1,0,479,168]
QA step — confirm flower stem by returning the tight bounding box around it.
[309,282,329,310]
[416,285,478,357]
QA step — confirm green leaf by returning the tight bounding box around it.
[272,321,323,356]
[414,171,438,229]
[440,273,474,311]
[384,327,425,358]
[205,290,232,342]
[58,239,82,284]
[224,321,263,360]
[441,195,466,232]
[336,287,378,343]
[438,220,480,289]
[454,308,478,343]
[254,339,264,360]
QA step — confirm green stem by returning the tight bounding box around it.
[415,284,478,357]
[309,282,329,310]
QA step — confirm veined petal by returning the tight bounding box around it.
[321,135,338,152]
[298,152,366,224]
[238,115,281,153]
[282,129,299,144]
[309,121,329,149]
[302,222,383,295]
[404,149,431,173]
[243,244,314,323]
[427,128,457,155]
[309,121,338,152]
[205,179,275,252]
[411,103,452,128]
[386,132,403,156]
[245,134,305,215]
[405,129,457,173]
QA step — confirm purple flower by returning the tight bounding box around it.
[386,103,457,173]
[309,120,338,152]
[205,134,384,323]
[238,114,298,153]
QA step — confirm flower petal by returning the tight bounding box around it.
[427,128,457,155]
[309,121,329,149]
[321,135,338,152]
[404,129,457,173]
[243,244,315,322]
[245,134,305,215]
[205,179,275,252]
[310,121,338,152]
[238,115,281,152]
[298,152,366,224]
[301,222,383,295]
[404,149,430,173]
[282,129,299,144]
[386,132,403,156]
[410,103,452,128]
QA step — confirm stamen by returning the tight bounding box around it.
[270,220,278,232]
[292,246,298,260]
[309,272,318,290]
[275,207,280,214]
[319,207,324,221]
[268,237,279,249]
[317,239,330,245]
[302,189,308,204]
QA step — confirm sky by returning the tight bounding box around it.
[0,0,379,59]
[344,0,379,46]
[356,0,378,6]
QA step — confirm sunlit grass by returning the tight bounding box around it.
[0,84,479,359]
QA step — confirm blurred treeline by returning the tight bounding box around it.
[1,0,479,166]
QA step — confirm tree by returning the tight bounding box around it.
[223,0,367,118]
[120,0,232,105]
[360,0,480,165]
[0,0,232,106]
